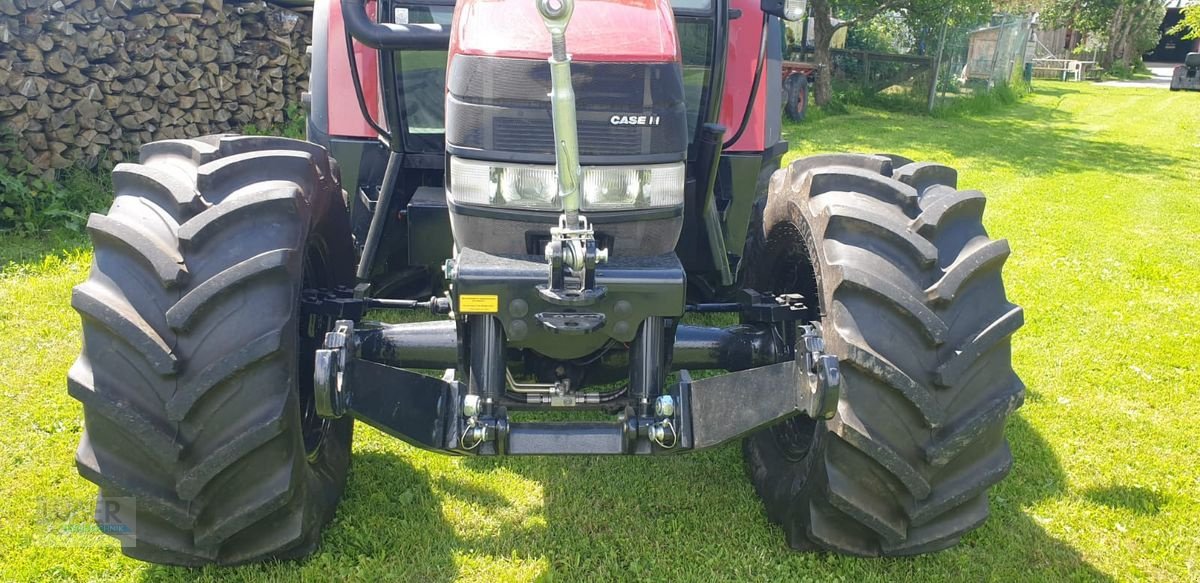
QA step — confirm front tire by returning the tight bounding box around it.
[741,154,1024,555]
[70,135,354,565]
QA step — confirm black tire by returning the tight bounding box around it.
[784,73,809,122]
[741,154,1024,556]
[70,135,355,565]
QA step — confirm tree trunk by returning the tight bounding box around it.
[1115,4,1132,69]
[1066,0,1082,52]
[1121,4,1152,69]
[1101,4,1124,70]
[811,0,836,106]
[1120,10,1137,69]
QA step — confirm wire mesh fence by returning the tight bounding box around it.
[787,14,1034,113]
[960,15,1034,87]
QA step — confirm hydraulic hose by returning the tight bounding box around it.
[343,23,391,144]
[723,14,770,149]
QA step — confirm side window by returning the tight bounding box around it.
[676,19,714,140]
[394,5,453,144]
[398,50,448,135]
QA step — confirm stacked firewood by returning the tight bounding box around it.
[0,0,311,180]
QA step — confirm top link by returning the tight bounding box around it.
[537,0,573,60]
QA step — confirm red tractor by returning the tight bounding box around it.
[71,0,1023,565]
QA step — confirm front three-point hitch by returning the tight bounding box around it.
[306,288,840,456]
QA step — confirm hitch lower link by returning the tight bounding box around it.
[311,317,841,455]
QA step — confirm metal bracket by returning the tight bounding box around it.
[314,319,356,418]
[302,288,364,339]
[681,322,840,449]
[738,289,808,323]
[316,320,461,451]
[799,323,840,420]
[544,214,609,293]
[534,311,606,334]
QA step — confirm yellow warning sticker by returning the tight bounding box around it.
[459,294,499,314]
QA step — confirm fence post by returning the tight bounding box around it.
[928,15,949,113]
[990,18,1006,86]
[862,50,871,89]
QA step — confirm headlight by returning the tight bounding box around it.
[450,157,684,211]
[581,163,685,210]
[449,157,559,209]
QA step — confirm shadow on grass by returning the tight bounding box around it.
[786,86,1181,181]
[138,452,461,582]
[1082,485,1167,516]
[128,413,1111,581]
[0,231,89,272]
[443,414,1113,581]
[317,451,461,580]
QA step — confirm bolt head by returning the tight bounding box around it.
[463,394,482,418]
[655,395,675,418]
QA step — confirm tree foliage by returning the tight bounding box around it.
[808,0,994,106]
[1168,5,1200,40]
[1040,0,1166,71]
[807,0,1170,107]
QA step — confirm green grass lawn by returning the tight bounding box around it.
[1,81,1197,582]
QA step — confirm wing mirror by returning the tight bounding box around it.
[761,0,806,21]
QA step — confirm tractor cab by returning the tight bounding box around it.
[308,0,788,299]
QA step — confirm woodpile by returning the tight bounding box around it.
[0,0,311,180]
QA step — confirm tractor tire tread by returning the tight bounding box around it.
[70,134,352,565]
[743,155,1023,556]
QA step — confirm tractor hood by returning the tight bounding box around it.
[449,0,680,63]
[443,0,689,258]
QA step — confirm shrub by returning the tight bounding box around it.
[1,101,306,237]
[244,103,307,140]
[933,82,1024,118]
[0,165,111,234]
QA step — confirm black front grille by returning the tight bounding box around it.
[446,54,687,164]
[493,118,643,156]
[492,118,555,152]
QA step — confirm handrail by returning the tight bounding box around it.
[340,0,450,50]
